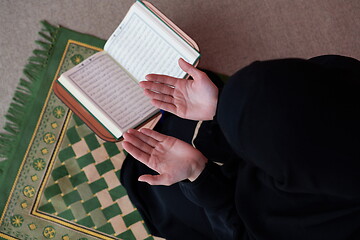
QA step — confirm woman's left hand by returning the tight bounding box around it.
[122,128,208,185]
[140,58,218,121]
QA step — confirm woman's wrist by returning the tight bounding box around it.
[207,98,218,121]
[202,89,219,121]
[188,155,208,182]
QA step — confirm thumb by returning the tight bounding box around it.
[178,58,204,80]
[138,174,173,186]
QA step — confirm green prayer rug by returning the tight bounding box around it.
[0,22,162,240]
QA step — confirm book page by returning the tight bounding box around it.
[58,51,158,138]
[104,1,200,82]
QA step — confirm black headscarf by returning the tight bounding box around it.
[216,55,360,239]
[217,55,360,196]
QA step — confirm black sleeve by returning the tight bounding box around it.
[176,113,245,239]
[179,161,245,240]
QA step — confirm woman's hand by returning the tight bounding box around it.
[122,128,208,185]
[140,58,218,121]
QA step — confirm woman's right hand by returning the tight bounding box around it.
[122,128,208,185]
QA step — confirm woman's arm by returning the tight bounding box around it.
[122,128,244,239]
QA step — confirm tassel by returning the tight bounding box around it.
[35,40,51,51]
[19,78,32,90]
[41,20,58,36]
[38,31,54,42]
[33,49,48,57]
[25,63,43,72]
[29,56,46,65]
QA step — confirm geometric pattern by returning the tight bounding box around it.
[0,38,164,240]
[38,115,150,239]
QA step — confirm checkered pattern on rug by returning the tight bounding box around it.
[38,114,154,240]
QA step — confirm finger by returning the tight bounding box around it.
[178,58,206,80]
[127,128,158,148]
[139,128,168,142]
[138,174,174,186]
[140,81,175,96]
[145,74,178,86]
[122,141,150,165]
[150,99,177,115]
[144,89,174,104]
[123,131,154,154]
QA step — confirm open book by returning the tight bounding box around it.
[54,0,200,141]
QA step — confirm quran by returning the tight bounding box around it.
[54,0,200,141]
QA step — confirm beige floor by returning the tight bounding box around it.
[1,0,359,131]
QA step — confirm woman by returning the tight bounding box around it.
[121,55,360,239]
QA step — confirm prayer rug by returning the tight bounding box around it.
[0,22,163,240]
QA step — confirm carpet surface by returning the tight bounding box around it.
[0,22,161,240]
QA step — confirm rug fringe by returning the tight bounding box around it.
[0,21,59,167]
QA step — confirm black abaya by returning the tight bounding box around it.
[121,55,360,239]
